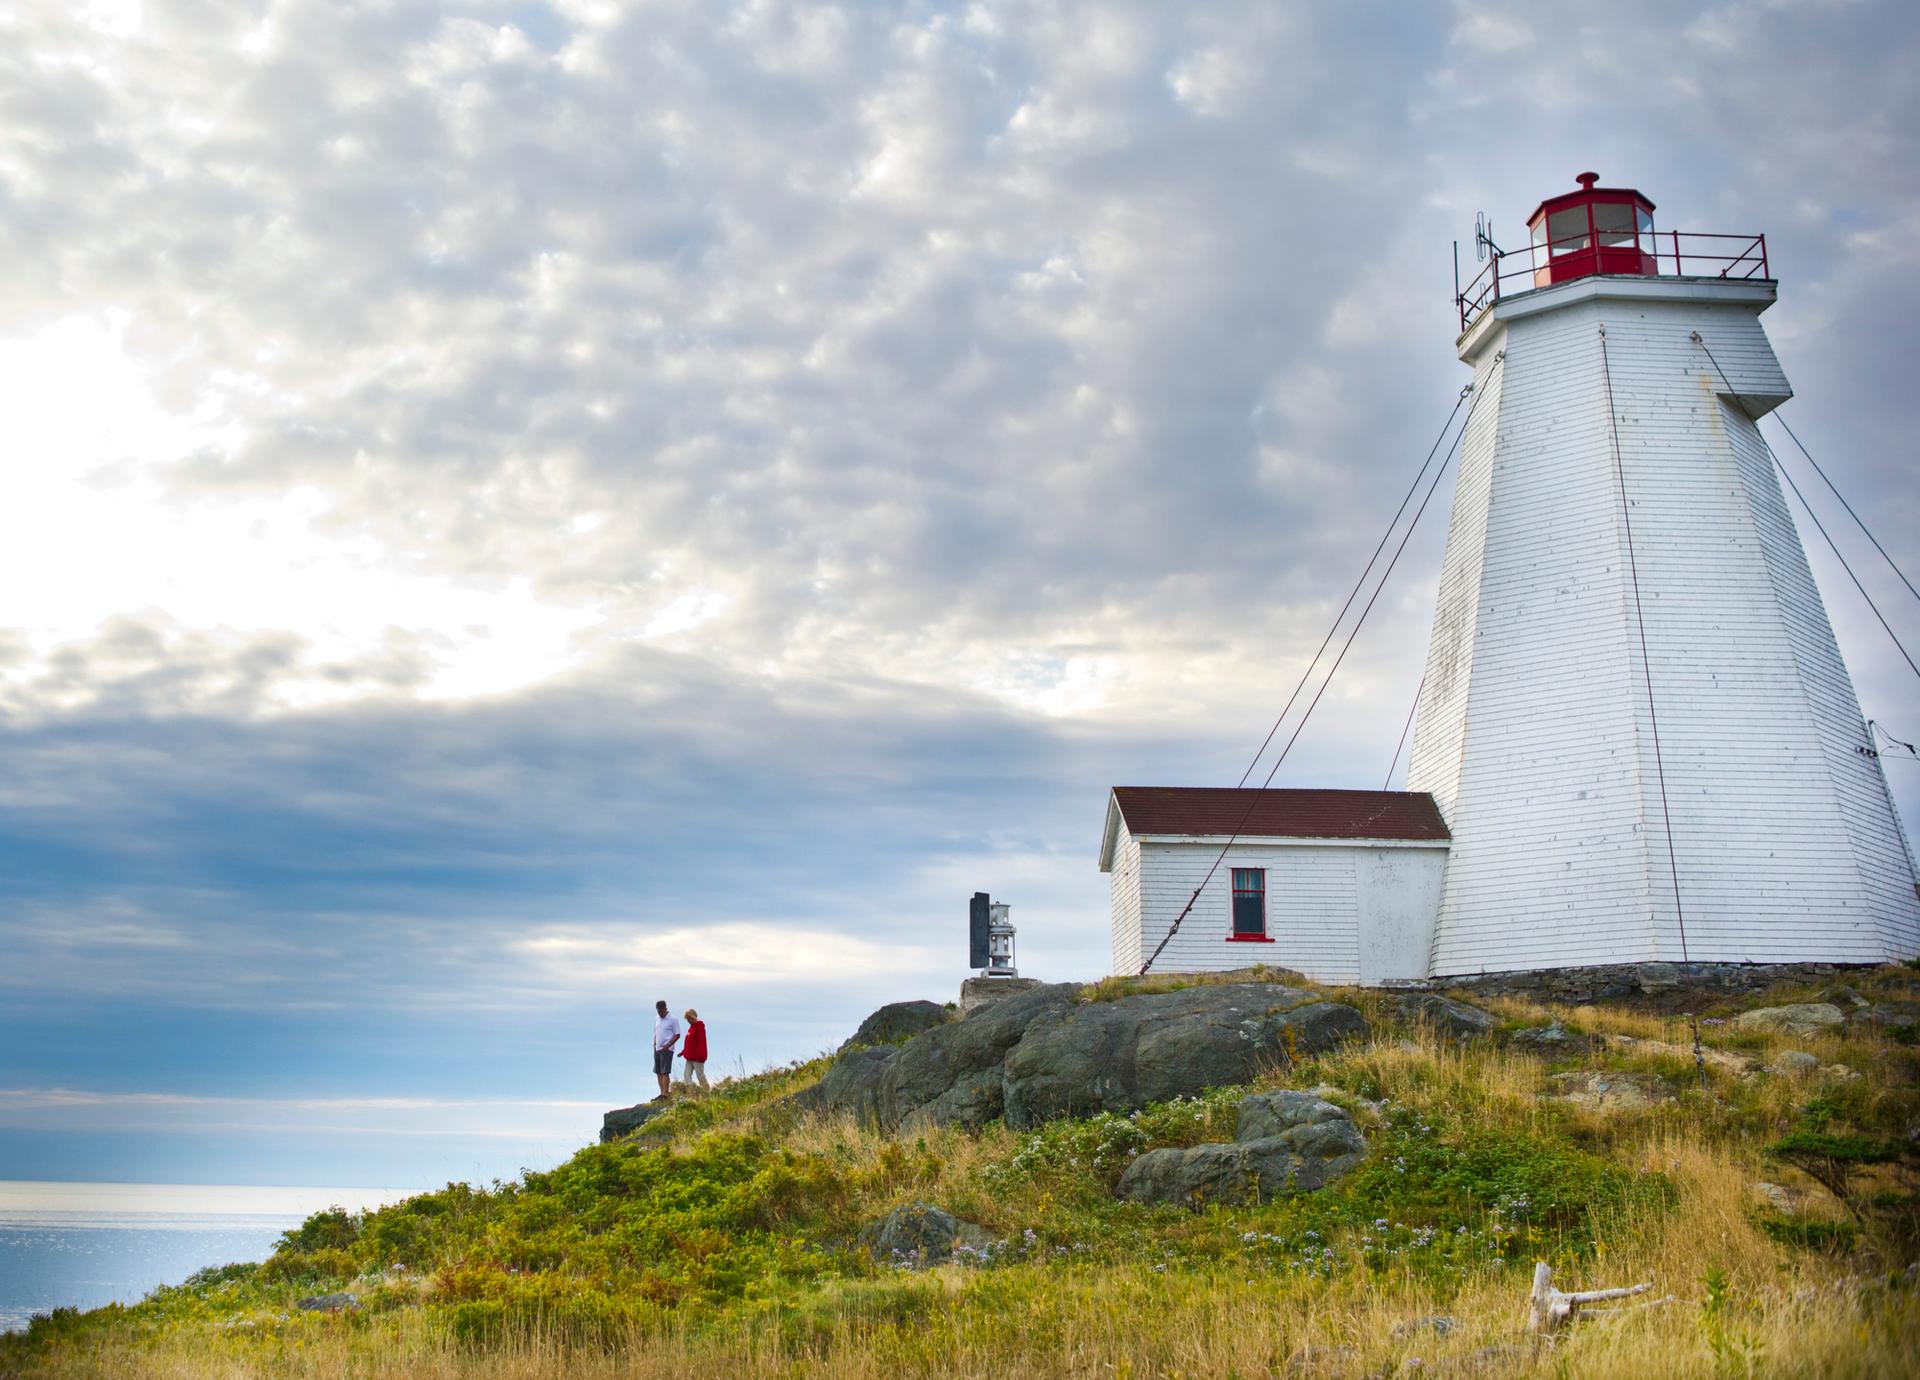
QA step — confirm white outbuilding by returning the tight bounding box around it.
[1099,787,1451,984]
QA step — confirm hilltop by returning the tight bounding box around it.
[4,965,1918,1378]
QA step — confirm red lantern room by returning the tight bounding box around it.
[1527,172,1657,287]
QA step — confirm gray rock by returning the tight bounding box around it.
[1392,1314,1459,1339]
[790,985,1076,1130]
[1234,1089,1359,1142]
[841,1000,953,1052]
[793,980,1370,1136]
[1115,1091,1366,1209]
[1752,1181,1804,1213]
[1732,1003,1846,1037]
[1505,1022,1602,1057]
[1387,993,1496,1041]
[1543,1070,1676,1111]
[861,1203,997,1267]
[1002,984,1368,1128]
[1822,1063,1861,1082]
[600,1101,669,1143]
[1770,1050,1820,1075]
[1857,1000,1920,1028]
[878,983,1080,1130]
[295,1293,357,1312]
[1609,1034,1755,1075]
[959,976,1045,1014]
[791,1045,897,1123]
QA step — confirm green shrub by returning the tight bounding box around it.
[275,1206,358,1254]
[984,1089,1243,1193]
[1767,1131,1913,1208]
[1756,1215,1857,1252]
[447,1299,505,1348]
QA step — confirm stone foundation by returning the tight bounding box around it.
[1398,960,1884,1006]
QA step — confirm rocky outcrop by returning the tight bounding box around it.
[1608,1034,1754,1075]
[793,1045,898,1124]
[792,980,1370,1135]
[1002,984,1369,1127]
[1385,993,1497,1042]
[1856,999,1919,1029]
[1752,1181,1807,1213]
[1505,1023,1603,1058]
[959,976,1045,1014]
[1542,1070,1675,1112]
[601,1101,670,1143]
[296,1293,358,1312]
[794,983,1078,1131]
[840,1000,954,1052]
[862,1203,999,1266]
[879,982,1080,1129]
[1733,1003,1846,1038]
[1116,1090,1366,1209]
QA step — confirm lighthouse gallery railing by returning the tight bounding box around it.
[1456,230,1769,334]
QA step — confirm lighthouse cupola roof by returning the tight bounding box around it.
[1524,171,1659,287]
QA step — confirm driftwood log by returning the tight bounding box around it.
[1527,1262,1672,1333]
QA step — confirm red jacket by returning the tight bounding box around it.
[682,1020,708,1063]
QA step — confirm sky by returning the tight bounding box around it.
[2,0,1916,1190]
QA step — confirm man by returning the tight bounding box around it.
[651,999,682,1100]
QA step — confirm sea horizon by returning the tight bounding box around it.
[0,1179,421,1334]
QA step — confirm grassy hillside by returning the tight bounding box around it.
[5,967,1918,1378]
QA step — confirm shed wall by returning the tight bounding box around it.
[1108,825,1143,975]
[1122,841,1446,983]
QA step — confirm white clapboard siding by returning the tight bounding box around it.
[1110,834,1447,984]
[1109,826,1143,975]
[1409,275,1920,973]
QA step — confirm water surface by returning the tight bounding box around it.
[0,1180,417,1334]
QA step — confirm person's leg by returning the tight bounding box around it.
[654,1047,672,1098]
[688,1060,708,1091]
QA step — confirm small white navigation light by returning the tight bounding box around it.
[986,902,1017,978]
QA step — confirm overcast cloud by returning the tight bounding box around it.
[3,0,1916,1186]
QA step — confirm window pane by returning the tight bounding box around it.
[1231,868,1264,934]
[1593,201,1636,248]
[1547,207,1589,255]
[1232,893,1265,934]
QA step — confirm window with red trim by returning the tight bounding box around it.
[1230,868,1266,937]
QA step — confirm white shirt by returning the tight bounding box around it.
[653,1013,683,1050]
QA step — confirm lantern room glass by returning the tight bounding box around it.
[1527,181,1659,288]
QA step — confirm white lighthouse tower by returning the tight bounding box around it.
[1409,173,1920,975]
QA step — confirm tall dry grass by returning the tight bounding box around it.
[17,1259,1916,1380]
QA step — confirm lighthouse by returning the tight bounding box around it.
[1408,173,1920,975]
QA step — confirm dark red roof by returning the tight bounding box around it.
[1109,787,1449,842]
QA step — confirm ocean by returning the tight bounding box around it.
[0,1181,418,1334]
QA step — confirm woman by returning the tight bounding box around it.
[680,1008,709,1092]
